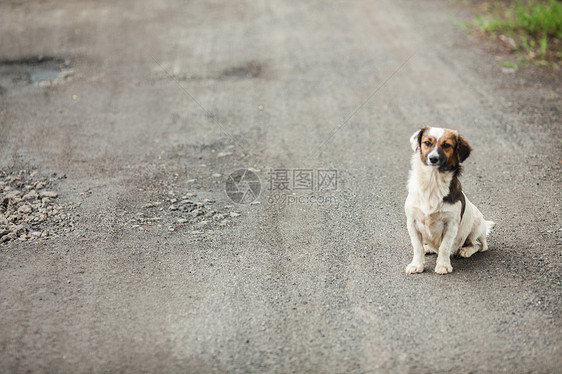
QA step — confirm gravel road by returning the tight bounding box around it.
[0,0,560,373]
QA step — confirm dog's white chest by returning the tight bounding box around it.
[415,210,446,243]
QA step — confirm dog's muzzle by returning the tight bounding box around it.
[426,148,445,166]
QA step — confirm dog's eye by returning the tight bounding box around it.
[424,141,431,146]
[442,143,451,149]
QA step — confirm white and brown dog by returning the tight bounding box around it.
[405,127,494,274]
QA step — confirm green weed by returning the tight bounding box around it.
[471,0,562,64]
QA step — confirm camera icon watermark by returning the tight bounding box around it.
[225,169,261,204]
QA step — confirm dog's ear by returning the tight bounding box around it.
[456,134,472,163]
[410,127,428,152]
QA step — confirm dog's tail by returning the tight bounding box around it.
[485,220,495,236]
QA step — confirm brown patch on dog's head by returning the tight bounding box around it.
[441,129,459,170]
[456,134,471,163]
[441,130,472,173]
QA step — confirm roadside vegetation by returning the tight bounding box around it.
[469,0,562,67]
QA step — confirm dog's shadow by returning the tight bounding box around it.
[424,249,497,274]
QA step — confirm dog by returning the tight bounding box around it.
[404,127,494,274]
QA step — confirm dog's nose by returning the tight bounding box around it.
[429,156,439,164]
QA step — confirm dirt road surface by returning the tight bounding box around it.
[1,0,560,372]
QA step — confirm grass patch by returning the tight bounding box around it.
[471,0,562,64]
[499,60,519,69]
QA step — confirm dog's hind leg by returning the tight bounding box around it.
[458,224,489,258]
[457,241,480,258]
[468,220,491,255]
[478,220,493,252]
[478,234,489,252]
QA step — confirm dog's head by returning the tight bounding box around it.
[410,127,471,170]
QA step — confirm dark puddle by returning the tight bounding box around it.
[0,56,72,93]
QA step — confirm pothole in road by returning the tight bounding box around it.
[0,56,73,93]
[218,61,264,80]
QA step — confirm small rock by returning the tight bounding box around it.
[219,219,230,226]
[5,191,22,199]
[230,212,241,218]
[23,191,39,200]
[142,202,161,208]
[177,218,188,224]
[501,67,516,74]
[37,80,52,88]
[217,152,232,158]
[40,191,58,198]
[499,34,517,50]
[31,231,42,238]
[191,209,204,218]
[18,205,32,214]
[0,227,9,237]
[212,173,222,178]
[169,205,178,211]
[13,225,27,236]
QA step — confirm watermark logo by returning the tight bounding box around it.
[267,169,337,192]
[225,168,338,205]
[267,168,338,205]
[225,169,261,204]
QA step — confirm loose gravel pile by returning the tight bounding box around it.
[132,191,241,232]
[0,170,77,243]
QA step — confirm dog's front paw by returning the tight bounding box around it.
[406,262,424,274]
[434,263,453,274]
